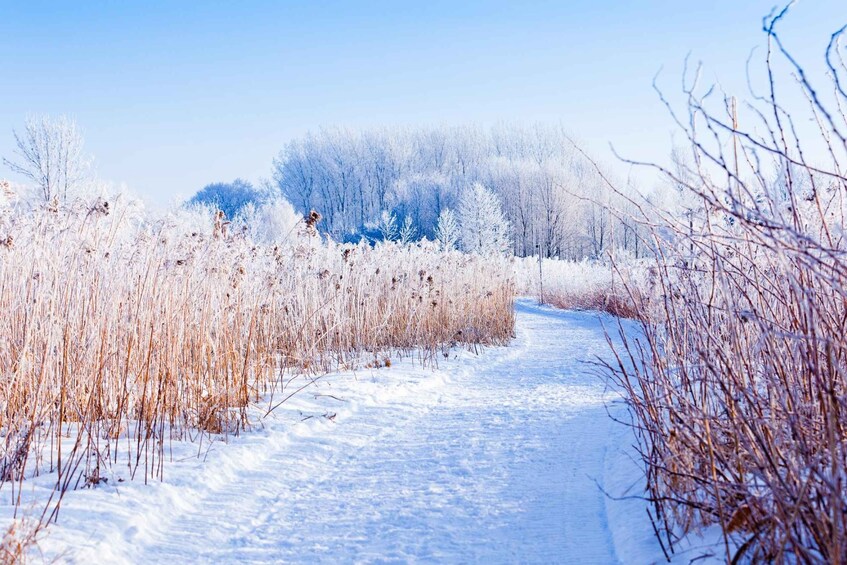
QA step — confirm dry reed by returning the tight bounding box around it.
[0,192,514,532]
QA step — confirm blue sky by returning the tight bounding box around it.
[0,1,843,205]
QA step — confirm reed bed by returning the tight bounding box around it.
[0,192,514,530]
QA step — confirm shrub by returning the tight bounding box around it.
[606,8,847,562]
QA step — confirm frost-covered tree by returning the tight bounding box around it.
[239,196,302,244]
[379,210,398,241]
[458,183,511,256]
[270,125,647,259]
[434,208,460,250]
[399,215,417,245]
[3,115,91,202]
[188,179,263,219]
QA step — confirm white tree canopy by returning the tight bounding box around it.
[458,183,511,256]
[270,125,651,259]
[434,208,460,251]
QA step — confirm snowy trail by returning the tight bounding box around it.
[35,300,668,564]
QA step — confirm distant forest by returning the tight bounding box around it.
[194,125,652,259]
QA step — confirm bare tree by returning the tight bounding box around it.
[3,115,90,202]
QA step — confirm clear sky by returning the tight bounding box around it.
[1,1,843,206]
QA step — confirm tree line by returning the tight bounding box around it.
[270,124,649,259]
[3,118,653,259]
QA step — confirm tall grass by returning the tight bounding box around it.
[606,9,847,563]
[0,190,514,530]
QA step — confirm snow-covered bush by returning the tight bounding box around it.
[238,195,302,244]
[607,11,847,561]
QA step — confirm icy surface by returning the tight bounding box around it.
[23,299,716,563]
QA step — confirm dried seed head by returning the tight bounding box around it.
[305,210,322,228]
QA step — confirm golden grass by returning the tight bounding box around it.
[0,196,514,525]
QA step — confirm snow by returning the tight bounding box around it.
[10,299,721,563]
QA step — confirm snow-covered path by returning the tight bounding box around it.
[35,300,667,564]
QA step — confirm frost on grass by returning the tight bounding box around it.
[0,192,514,535]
